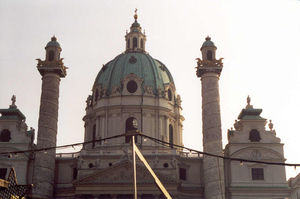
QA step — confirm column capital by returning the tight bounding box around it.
[195,58,223,77]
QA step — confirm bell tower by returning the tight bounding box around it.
[196,36,225,199]
[31,36,67,198]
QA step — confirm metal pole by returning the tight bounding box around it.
[132,135,137,199]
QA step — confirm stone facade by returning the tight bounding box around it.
[225,101,290,198]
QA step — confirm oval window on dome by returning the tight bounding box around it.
[127,80,138,93]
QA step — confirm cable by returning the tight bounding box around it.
[1,133,300,168]
[0,134,125,155]
[141,134,300,167]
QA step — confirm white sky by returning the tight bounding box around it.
[0,0,299,179]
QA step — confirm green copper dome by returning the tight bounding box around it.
[94,52,175,96]
[45,36,62,50]
[201,36,216,50]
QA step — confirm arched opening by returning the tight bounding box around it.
[95,89,99,101]
[127,39,130,49]
[207,50,212,61]
[133,37,138,49]
[92,124,96,148]
[49,50,55,61]
[140,39,143,50]
[249,129,261,142]
[125,117,138,143]
[168,89,172,101]
[169,124,173,148]
[0,129,11,142]
[0,168,7,180]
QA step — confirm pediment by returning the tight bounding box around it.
[230,147,285,161]
[73,160,180,185]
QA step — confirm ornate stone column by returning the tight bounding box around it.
[31,36,67,198]
[196,37,225,199]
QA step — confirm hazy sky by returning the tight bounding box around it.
[0,0,299,179]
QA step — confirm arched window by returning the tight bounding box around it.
[95,89,99,101]
[249,129,261,142]
[125,117,138,143]
[0,129,11,142]
[168,89,172,101]
[0,168,7,180]
[49,50,54,61]
[133,37,138,49]
[127,39,130,49]
[207,50,212,61]
[169,124,173,148]
[92,124,96,148]
[140,39,143,49]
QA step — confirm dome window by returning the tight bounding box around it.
[127,39,130,49]
[49,50,54,61]
[169,124,173,148]
[0,129,11,142]
[133,37,138,49]
[95,89,99,101]
[127,80,138,93]
[249,129,261,142]
[168,89,172,101]
[179,168,187,180]
[125,117,138,143]
[207,50,212,61]
[129,56,137,64]
[140,39,143,49]
[92,124,96,148]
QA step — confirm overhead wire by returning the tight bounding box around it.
[1,133,300,168]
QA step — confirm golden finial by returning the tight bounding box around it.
[134,8,138,20]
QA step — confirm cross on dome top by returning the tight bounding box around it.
[134,8,138,20]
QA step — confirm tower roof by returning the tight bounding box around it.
[130,8,142,32]
[0,95,26,121]
[237,96,266,120]
[45,36,62,50]
[201,36,216,50]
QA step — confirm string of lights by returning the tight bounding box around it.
[0,134,124,156]
[142,134,300,168]
[1,133,300,168]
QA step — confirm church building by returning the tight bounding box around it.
[1,11,300,199]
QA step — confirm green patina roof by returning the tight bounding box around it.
[94,52,175,95]
[0,107,26,121]
[238,107,266,120]
[45,36,61,50]
[201,36,216,50]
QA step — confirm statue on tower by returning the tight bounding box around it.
[10,95,17,108]
[246,95,253,109]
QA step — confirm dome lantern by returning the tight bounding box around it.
[200,36,217,61]
[45,35,62,61]
[125,9,147,53]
